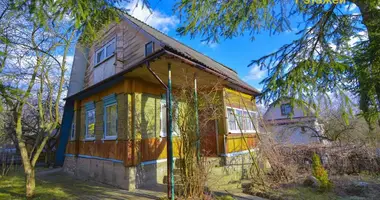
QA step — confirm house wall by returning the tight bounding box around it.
[221,88,259,155]
[264,101,312,121]
[83,21,163,89]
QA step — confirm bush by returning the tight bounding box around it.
[312,153,332,191]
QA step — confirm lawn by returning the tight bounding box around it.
[0,171,73,200]
[0,169,165,200]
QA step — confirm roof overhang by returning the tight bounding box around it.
[65,48,260,101]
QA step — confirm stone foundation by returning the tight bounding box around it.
[63,156,136,190]
[63,150,260,191]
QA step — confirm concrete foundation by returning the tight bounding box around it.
[63,150,259,191]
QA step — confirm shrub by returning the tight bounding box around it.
[312,153,332,191]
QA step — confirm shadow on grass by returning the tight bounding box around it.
[0,170,164,199]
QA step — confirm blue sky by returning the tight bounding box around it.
[124,0,301,91]
[125,0,360,91]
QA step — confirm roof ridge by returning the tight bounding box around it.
[123,13,238,74]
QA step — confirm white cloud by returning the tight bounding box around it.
[201,41,218,49]
[126,0,179,33]
[243,65,266,81]
[349,31,368,46]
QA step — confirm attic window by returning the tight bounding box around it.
[281,103,292,116]
[145,42,154,56]
[95,38,116,65]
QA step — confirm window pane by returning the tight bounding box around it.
[105,104,117,137]
[227,108,237,131]
[106,41,115,57]
[96,49,104,64]
[86,109,95,138]
[281,104,292,115]
[71,123,75,139]
[145,42,153,56]
[236,110,243,130]
[161,103,167,136]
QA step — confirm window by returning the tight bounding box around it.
[95,38,116,65]
[281,103,292,115]
[85,109,96,139]
[104,104,117,139]
[70,122,75,140]
[160,99,179,137]
[226,107,258,133]
[227,108,237,131]
[145,42,154,56]
[103,94,117,139]
[160,101,167,137]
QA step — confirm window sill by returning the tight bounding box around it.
[228,131,257,134]
[102,137,117,141]
[94,54,115,68]
[84,138,96,141]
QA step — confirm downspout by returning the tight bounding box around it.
[147,62,174,200]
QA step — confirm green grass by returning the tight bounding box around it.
[278,187,340,200]
[0,169,166,200]
[0,172,73,200]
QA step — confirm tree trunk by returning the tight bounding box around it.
[354,1,380,130]
[25,167,35,198]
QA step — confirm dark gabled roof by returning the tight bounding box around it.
[123,14,260,95]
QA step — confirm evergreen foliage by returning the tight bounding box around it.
[175,0,380,133]
[312,153,332,191]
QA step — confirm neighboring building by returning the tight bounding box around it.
[263,101,325,145]
[56,14,261,190]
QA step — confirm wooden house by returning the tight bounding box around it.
[56,14,260,190]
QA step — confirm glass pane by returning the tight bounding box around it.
[161,103,167,136]
[106,41,115,57]
[87,109,95,138]
[227,108,236,131]
[96,49,104,64]
[71,123,75,139]
[106,104,117,137]
[145,42,153,56]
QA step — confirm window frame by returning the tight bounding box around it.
[70,122,75,140]
[103,102,118,140]
[145,41,154,57]
[85,108,96,140]
[94,37,116,66]
[226,106,258,134]
[160,101,167,137]
[280,103,292,116]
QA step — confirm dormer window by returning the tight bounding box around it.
[95,38,116,65]
[145,41,154,56]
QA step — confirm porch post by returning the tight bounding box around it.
[167,63,175,200]
[194,74,200,162]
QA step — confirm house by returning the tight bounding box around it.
[263,100,325,145]
[55,14,260,190]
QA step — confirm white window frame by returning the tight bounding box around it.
[226,106,258,133]
[70,122,75,140]
[94,38,116,65]
[85,109,96,140]
[160,101,180,137]
[104,103,118,140]
[160,101,167,137]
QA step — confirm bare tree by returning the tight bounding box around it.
[0,5,78,196]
